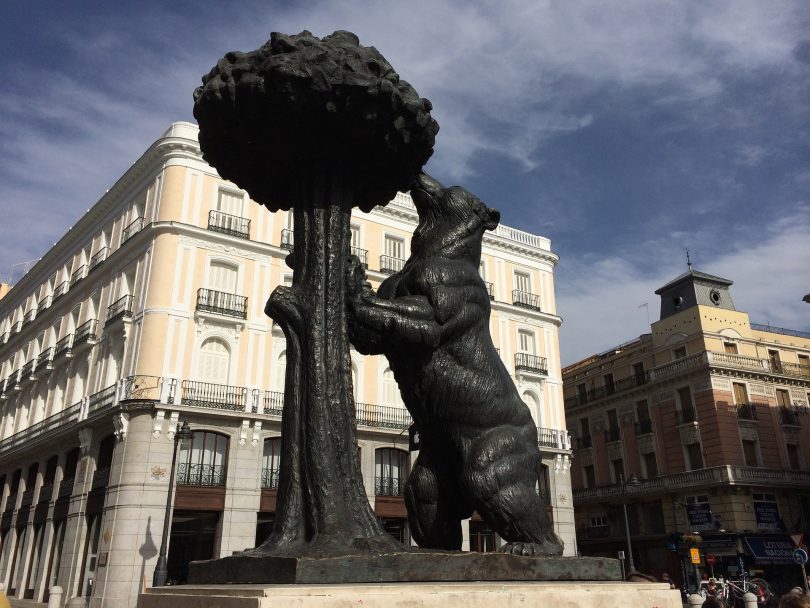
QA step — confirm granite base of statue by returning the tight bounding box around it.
[178,29,622,588]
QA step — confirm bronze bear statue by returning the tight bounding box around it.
[346,173,563,556]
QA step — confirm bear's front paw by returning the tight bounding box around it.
[500,540,562,557]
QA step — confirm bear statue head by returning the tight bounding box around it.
[409,173,500,260]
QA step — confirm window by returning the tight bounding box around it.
[610,458,624,484]
[678,387,695,423]
[375,448,408,496]
[673,346,687,360]
[583,465,596,488]
[178,431,228,486]
[732,382,748,405]
[262,438,282,489]
[606,408,620,441]
[576,383,587,401]
[590,515,608,527]
[787,444,801,470]
[776,389,791,408]
[724,342,738,355]
[579,417,590,439]
[742,439,760,467]
[768,349,782,372]
[632,362,645,383]
[798,354,810,372]
[518,330,536,354]
[350,225,361,249]
[273,351,286,392]
[216,189,243,217]
[208,261,238,293]
[685,442,704,470]
[603,373,615,395]
[643,452,658,478]
[196,338,230,384]
[513,271,531,293]
[384,236,404,260]
[636,399,650,422]
[382,368,403,407]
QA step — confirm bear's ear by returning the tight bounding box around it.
[484,207,500,231]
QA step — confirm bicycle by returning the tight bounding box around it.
[715,578,773,605]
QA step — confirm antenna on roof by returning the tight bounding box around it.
[686,249,692,270]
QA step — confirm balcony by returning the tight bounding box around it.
[89,247,109,270]
[280,229,294,251]
[73,320,98,348]
[122,217,144,243]
[735,403,759,421]
[604,427,622,442]
[635,418,654,435]
[121,375,163,401]
[53,281,68,300]
[208,210,250,239]
[375,476,405,496]
[106,295,134,325]
[57,477,74,500]
[20,489,34,508]
[177,463,225,486]
[778,361,810,380]
[37,295,51,311]
[263,390,284,416]
[261,468,280,489]
[37,484,53,504]
[355,402,412,430]
[20,359,36,380]
[88,385,117,415]
[91,468,110,490]
[23,308,36,325]
[351,246,369,268]
[70,265,87,286]
[574,465,810,503]
[537,427,571,450]
[196,288,247,319]
[379,255,406,275]
[484,282,494,300]
[565,372,650,408]
[779,406,802,427]
[677,406,697,425]
[512,289,540,311]
[53,334,74,360]
[0,401,82,456]
[180,380,248,411]
[514,352,548,375]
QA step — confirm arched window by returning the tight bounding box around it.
[262,438,282,489]
[522,391,540,424]
[381,368,403,408]
[196,338,230,384]
[178,431,228,486]
[374,448,409,496]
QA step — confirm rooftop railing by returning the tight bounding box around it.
[196,288,248,319]
[751,323,810,340]
[208,210,250,239]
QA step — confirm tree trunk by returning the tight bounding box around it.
[258,176,399,557]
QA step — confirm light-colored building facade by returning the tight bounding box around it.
[0,122,573,607]
[563,268,810,593]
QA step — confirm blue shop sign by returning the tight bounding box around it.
[687,503,714,531]
[744,536,794,565]
[754,501,781,529]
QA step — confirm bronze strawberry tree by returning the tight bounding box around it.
[193,30,438,557]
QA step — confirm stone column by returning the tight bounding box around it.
[33,451,66,602]
[217,428,261,556]
[547,454,576,556]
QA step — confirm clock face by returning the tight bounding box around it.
[710,289,721,305]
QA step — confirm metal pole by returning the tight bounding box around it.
[802,563,809,595]
[152,430,180,587]
[622,500,636,572]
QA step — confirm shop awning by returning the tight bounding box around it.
[743,536,795,564]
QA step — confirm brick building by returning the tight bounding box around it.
[563,267,810,593]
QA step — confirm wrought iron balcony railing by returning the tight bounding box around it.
[0,401,82,456]
[514,352,548,375]
[53,281,69,300]
[537,427,571,450]
[635,418,654,435]
[73,320,98,346]
[355,402,412,430]
[180,380,247,411]
[37,295,51,311]
[512,289,540,311]
[106,295,134,324]
[280,229,294,251]
[779,406,802,427]
[36,347,54,371]
[735,403,760,421]
[261,468,280,489]
[89,247,109,269]
[177,463,226,486]
[20,359,36,379]
[196,288,248,319]
[208,210,250,239]
[351,246,369,268]
[23,309,36,325]
[70,265,87,286]
[91,467,110,490]
[379,255,406,275]
[37,483,53,504]
[122,217,144,243]
[58,477,74,499]
[53,334,74,359]
[88,385,117,414]
[20,489,34,508]
[375,476,405,496]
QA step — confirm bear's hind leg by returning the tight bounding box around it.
[404,447,469,550]
[463,427,563,556]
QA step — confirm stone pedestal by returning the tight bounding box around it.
[138,581,681,608]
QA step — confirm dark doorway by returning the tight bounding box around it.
[167,510,220,584]
[255,512,275,547]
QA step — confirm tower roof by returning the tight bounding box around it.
[654,268,733,295]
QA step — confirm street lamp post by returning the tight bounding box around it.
[620,473,641,574]
[153,420,193,587]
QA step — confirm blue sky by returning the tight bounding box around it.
[1,0,808,364]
